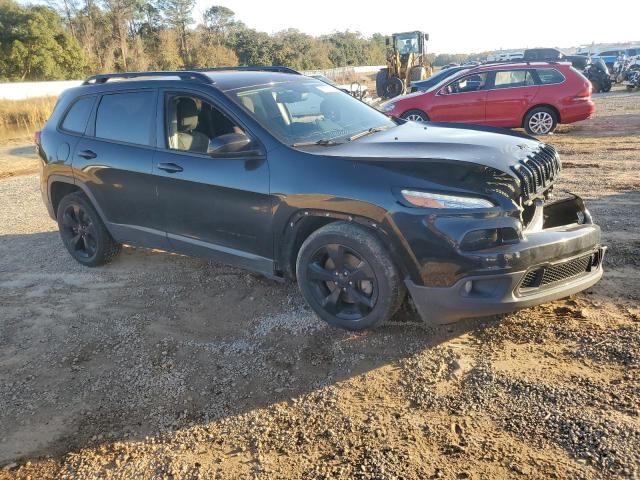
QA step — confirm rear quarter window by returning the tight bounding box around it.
[536,69,565,85]
[95,91,155,146]
[61,96,95,134]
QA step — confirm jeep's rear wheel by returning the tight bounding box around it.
[57,192,121,267]
[296,222,405,330]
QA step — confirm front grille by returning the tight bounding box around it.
[512,145,561,203]
[518,250,602,293]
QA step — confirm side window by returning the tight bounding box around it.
[536,69,566,85]
[493,70,535,89]
[95,91,154,146]
[61,96,95,134]
[166,94,246,154]
[444,72,489,94]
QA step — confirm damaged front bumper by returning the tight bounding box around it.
[405,194,606,324]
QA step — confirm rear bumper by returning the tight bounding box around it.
[561,100,595,124]
[406,246,604,324]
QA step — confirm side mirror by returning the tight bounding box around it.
[207,132,252,155]
[424,33,429,41]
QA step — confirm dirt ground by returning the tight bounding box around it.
[0,88,639,480]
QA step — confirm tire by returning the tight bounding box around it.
[385,77,404,98]
[376,69,388,98]
[603,82,612,92]
[590,80,601,93]
[56,192,121,267]
[523,106,558,135]
[401,109,429,122]
[296,222,405,330]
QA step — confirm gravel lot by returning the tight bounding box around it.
[1,89,639,480]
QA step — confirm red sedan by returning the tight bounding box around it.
[380,62,595,135]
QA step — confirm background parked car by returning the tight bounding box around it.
[380,62,594,135]
[409,66,468,92]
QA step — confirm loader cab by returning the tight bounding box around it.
[390,31,429,57]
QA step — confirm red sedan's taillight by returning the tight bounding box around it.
[34,130,41,145]
[572,84,592,102]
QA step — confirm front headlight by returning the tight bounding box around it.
[401,190,495,209]
[380,102,396,112]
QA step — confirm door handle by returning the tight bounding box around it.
[157,162,184,173]
[77,149,97,159]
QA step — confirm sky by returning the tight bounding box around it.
[194,0,639,54]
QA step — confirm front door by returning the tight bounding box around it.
[429,72,489,124]
[153,90,274,275]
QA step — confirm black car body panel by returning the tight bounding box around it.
[39,69,604,324]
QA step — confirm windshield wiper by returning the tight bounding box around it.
[291,138,342,147]
[348,125,391,142]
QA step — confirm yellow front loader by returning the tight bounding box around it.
[376,31,432,99]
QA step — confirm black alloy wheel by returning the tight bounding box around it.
[306,243,378,321]
[60,203,99,260]
[296,222,405,330]
[56,192,121,267]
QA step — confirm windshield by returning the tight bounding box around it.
[224,80,395,146]
[394,33,419,54]
[311,74,337,87]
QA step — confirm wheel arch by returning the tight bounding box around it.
[400,108,430,121]
[523,103,561,127]
[276,209,417,283]
[48,178,115,237]
[49,178,81,217]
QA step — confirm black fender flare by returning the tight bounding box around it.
[276,208,421,283]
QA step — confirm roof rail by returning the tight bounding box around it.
[82,70,214,85]
[194,66,301,75]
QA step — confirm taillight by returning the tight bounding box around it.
[572,84,591,102]
[34,130,41,145]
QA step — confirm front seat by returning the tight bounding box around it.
[176,98,209,153]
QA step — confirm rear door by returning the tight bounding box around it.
[485,69,538,127]
[428,72,489,124]
[72,88,169,249]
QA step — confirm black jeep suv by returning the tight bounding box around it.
[38,67,605,330]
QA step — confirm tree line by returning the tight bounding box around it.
[0,0,484,81]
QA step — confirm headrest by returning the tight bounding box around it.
[240,96,255,113]
[177,97,198,131]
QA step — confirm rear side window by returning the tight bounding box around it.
[61,96,95,134]
[536,69,565,85]
[493,70,535,89]
[95,91,154,146]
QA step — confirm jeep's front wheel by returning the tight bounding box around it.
[57,192,121,267]
[296,222,405,330]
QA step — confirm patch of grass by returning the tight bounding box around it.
[0,96,57,142]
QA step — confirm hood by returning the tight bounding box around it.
[315,121,543,174]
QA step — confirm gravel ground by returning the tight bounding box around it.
[0,88,639,480]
